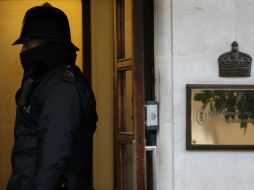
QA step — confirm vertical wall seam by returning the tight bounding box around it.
[170,0,174,190]
[236,0,237,41]
[154,0,160,101]
[234,0,237,41]
[153,0,161,190]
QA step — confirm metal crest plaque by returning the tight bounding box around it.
[218,41,252,77]
[187,84,254,150]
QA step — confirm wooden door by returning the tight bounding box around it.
[114,0,146,189]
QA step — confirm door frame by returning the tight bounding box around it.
[132,0,146,189]
[82,0,92,84]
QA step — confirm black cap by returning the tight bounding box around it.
[13,3,79,51]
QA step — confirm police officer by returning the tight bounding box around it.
[7,3,97,190]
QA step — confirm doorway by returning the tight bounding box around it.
[113,0,155,189]
[79,1,155,189]
[0,0,154,189]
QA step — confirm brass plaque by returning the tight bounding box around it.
[186,84,254,150]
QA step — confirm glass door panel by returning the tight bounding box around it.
[119,142,135,190]
[116,0,133,60]
[117,69,133,133]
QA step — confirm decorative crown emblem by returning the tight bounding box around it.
[218,41,252,77]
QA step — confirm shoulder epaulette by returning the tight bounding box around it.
[62,65,76,83]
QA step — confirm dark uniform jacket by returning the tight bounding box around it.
[7,43,97,190]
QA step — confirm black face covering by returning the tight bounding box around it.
[20,43,47,72]
[20,42,76,78]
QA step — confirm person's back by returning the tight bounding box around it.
[7,3,97,190]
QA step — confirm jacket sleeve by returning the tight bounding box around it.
[32,82,80,190]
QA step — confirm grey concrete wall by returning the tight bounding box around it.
[155,0,254,189]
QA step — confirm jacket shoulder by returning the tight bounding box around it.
[61,65,76,83]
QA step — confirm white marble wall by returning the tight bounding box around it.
[155,0,254,190]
